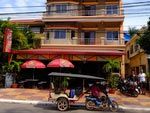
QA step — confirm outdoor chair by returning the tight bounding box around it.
[18,80,26,88]
[38,81,47,89]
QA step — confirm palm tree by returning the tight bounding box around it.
[103,60,120,89]
[128,27,138,38]
[103,60,120,74]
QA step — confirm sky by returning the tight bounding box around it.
[0,0,149,31]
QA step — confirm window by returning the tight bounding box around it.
[71,30,75,38]
[46,32,50,40]
[106,5,118,14]
[134,43,139,52]
[30,27,41,33]
[130,45,133,54]
[47,6,51,14]
[84,5,96,16]
[134,40,139,52]
[127,50,130,59]
[106,31,118,40]
[56,4,67,13]
[54,30,66,39]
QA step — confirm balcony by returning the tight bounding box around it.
[43,9,124,22]
[41,38,124,45]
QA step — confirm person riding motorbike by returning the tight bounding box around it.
[90,82,101,104]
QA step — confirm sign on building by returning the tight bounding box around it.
[3,28,12,53]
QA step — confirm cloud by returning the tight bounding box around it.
[2,4,15,13]
[0,3,17,20]
[15,0,28,7]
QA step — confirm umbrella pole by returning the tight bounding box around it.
[33,69,35,80]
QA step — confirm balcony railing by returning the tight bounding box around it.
[42,38,124,45]
[44,9,124,17]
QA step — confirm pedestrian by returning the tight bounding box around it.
[130,70,138,83]
[138,69,146,95]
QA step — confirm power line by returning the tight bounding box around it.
[0,10,150,16]
[123,1,150,5]
[0,1,150,9]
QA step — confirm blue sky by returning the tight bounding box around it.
[0,0,149,31]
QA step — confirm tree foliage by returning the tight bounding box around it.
[128,27,139,38]
[137,18,150,54]
[0,20,39,68]
[0,20,37,50]
[103,60,120,73]
[2,60,22,73]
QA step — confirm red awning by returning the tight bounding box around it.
[11,48,125,56]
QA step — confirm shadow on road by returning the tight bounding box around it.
[34,104,125,112]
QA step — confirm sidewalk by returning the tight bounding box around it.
[0,88,150,111]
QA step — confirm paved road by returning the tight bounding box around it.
[0,103,149,113]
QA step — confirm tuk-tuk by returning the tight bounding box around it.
[48,72,118,111]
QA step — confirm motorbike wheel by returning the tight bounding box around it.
[57,97,69,111]
[133,91,138,97]
[109,100,119,112]
[85,100,95,110]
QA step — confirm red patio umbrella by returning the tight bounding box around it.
[47,58,74,68]
[21,60,46,79]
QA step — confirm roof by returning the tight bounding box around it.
[11,48,125,56]
[48,72,105,80]
[10,19,44,25]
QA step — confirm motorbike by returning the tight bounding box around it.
[85,86,119,112]
[118,78,139,97]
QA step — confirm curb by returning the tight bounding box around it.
[0,99,150,111]
[0,99,51,105]
[119,106,150,111]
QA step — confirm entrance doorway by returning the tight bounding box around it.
[84,31,95,44]
[84,5,96,16]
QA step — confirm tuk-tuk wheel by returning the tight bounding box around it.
[57,97,69,111]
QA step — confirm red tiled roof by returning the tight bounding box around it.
[11,48,125,56]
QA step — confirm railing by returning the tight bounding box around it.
[42,38,125,45]
[43,9,124,17]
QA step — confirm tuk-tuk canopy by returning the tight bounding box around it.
[48,72,105,80]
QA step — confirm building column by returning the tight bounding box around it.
[121,55,125,78]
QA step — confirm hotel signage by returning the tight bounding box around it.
[3,28,12,53]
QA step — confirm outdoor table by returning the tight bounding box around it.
[25,79,39,88]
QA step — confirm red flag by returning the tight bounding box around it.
[3,28,12,53]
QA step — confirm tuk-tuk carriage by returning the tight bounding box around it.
[48,72,118,112]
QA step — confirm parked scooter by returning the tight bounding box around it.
[85,84,119,112]
[118,78,139,97]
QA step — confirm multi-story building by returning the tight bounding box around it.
[125,27,150,76]
[12,0,125,77]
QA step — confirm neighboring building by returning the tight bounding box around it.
[12,0,125,77]
[125,27,150,76]
[11,19,44,34]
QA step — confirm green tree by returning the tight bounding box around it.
[128,27,139,38]
[0,20,30,50]
[138,18,150,54]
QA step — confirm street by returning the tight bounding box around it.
[0,103,149,113]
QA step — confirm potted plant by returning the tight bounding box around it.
[2,60,22,88]
[108,74,120,93]
[103,60,120,94]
